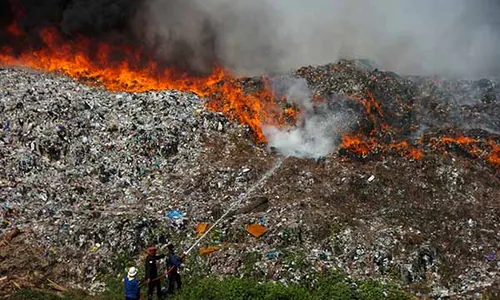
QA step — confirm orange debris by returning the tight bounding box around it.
[246,224,268,238]
[199,246,220,255]
[195,223,209,237]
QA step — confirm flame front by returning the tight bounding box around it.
[340,91,498,168]
[1,19,499,168]
[0,26,287,142]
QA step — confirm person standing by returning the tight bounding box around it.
[124,267,141,300]
[166,244,183,294]
[145,246,165,300]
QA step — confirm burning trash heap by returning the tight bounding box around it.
[1,0,500,298]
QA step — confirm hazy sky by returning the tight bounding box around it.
[258,0,500,77]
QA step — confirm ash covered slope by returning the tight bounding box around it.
[1,63,499,298]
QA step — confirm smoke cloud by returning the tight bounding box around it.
[130,0,500,77]
[267,0,500,78]
[3,0,500,77]
[263,76,356,159]
[196,0,500,78]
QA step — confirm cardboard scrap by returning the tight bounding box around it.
[246,223,267,238]
[47,279,68,292]
[196,223,209,237]
[11,281,21,289]
[0,228,21,243]
[199,246,220,255]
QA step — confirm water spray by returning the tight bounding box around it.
[184,155,287,255]
[146,155,288,284]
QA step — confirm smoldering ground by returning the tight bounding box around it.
[263,76,357,159]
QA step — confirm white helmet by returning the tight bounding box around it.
[128,267,138,277]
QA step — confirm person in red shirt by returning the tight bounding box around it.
[144,246,165,300]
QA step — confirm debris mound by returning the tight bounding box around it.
[1,61,499,298]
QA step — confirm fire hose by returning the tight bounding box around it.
[141,156,287,286]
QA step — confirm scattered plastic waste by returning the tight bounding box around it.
[1,61,499,297]
[166,210,185,220]
[485,252,495,262]
[166,210,187,229]
[266,251,279,260]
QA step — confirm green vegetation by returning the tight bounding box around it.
[9,247,413,299]
[11,271,413,300]
[240,251,263,278]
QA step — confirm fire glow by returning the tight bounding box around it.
[1,19,499,167]
[340,134,423,160]
[0,26,288,142]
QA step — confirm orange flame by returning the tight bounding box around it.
[488,141,500,165]
[341,134,422,160]
[441,136,477,144]
[388,141,423,160]
[349,91,388,135]
[0,26,289,142]
[436,135,483,158]
[1,20,499,168]
[341,134,376,157]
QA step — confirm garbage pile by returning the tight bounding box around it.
[1,61,499,298]
[292,60,500,168]
[0,68,239,292]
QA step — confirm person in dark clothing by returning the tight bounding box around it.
[166,244,183,294]
[145,246,165,300]
[124,267,141,300]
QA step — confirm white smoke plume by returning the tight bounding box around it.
[263,76,356,159]
[269,0,500,78]
[140,0,500,78]
[137,0,500,158]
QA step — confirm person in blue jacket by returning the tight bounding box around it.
[166,244,183,294]
[124,267,141,300]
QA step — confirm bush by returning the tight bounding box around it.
[316,282,354,299]
[170,274,411,300]
[171,277,313,300]
[11,272,412,300]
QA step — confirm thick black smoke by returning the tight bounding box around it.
[0,2,13,26]
[0,0,219,75]
[2,0,500,78]
[1,0,141,43]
